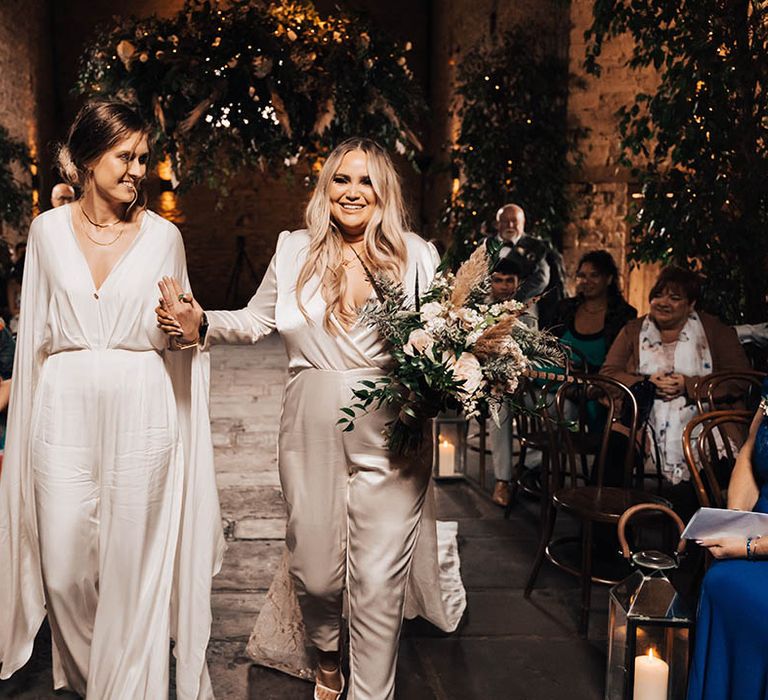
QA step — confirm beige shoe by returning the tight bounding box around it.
[492,480,510,507]
[314,667,345,700]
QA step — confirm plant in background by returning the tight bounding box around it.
[586,0,768,322]
[443,27,584,267]
[76,0,425,194]
[0,124,33,229]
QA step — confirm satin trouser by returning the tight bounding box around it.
[31,350,182,698]
[278,368,430,700]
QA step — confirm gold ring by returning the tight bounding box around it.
[177,293,188,302]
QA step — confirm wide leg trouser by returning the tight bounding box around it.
[278,368,430,700]
[31,350,181,699]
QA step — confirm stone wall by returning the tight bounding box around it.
[0,0,56,240]
[565,0,659,313]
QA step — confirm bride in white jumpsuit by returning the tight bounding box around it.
[159,138,465,700]
[0,102,224,699]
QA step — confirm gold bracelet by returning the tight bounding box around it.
[171,336,200,351]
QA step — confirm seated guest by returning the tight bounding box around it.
[601,266,749,487]
[491,203,551,327]
[687,397,768,700]
[552,250,637,373]
[488,257,524,506]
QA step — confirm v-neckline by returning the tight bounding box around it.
[66,203,149,292]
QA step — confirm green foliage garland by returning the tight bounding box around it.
[0,125,33,229]
[76,0,425,192]
[443,28,584,266]
[586,0,768,322]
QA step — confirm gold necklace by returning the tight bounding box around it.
[79,207,125,247]
[80,203,122,228]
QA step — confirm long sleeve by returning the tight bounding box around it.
[515,255,549,303]
[203,237,281,348]
[600,323,644,388]
[0,219,48,678]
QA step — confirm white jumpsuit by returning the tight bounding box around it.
[204,229,464,699]
[0,205,225,699]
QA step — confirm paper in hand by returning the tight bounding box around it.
[682,507,768,540]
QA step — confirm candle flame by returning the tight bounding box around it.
[648,648,656,659]
[440,439,452,447]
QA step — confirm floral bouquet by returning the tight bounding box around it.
[339,244,566,455]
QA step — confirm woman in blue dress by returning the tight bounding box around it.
[688,397,768,699]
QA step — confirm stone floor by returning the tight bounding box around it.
[0,336,610,699]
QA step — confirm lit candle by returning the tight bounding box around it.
[438,438,455,476]
[634,648,669,700]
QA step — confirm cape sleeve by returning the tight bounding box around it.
[163,227,226,700]
[0,218,49,678]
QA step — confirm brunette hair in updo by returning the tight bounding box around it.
[56,100,152,202]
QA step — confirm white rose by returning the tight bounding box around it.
[403,328,435,356]
[420,301,443,322]
[451,352,484,395]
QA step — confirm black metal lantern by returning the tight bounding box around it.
[431,412,467,479]
[606,504,694,700]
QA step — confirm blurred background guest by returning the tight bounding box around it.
[687,399,768,700]
[491,204,550,327]
[601,266,749,511]
[50,182,75,209]
[552,250,636,373]
[487,256,524,506]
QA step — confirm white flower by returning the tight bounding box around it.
[451,352,484,395]
[455,306,484,330]
[403,328,435,356]
[421,301,443,322]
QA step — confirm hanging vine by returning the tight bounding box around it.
[76,0,426,192]
[442,27,584,266]
[586,0,768,322]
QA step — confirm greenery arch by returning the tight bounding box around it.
[76,0,425,192]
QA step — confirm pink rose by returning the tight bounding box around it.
[452,352,483,395]
[404,328,435,356]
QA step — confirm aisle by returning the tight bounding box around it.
[0,339,606,699]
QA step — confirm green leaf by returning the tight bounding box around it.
[340,407,356,417]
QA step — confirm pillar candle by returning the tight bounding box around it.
[633,649,669,700]
[438,438,455,476]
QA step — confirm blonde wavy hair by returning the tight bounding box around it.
[296,137,410,333]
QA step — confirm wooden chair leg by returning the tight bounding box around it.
[524,499,557,598]
[539,449,550,524]
[578,519,593,638]
[505,444,527,518]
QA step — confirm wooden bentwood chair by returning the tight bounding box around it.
[524,374,671,638]
[682,409,753,509]
[693,370,765,414]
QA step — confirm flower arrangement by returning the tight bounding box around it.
[339,244,566,454]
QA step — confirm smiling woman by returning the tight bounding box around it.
[154,136,465,700]
[0,101,224,699]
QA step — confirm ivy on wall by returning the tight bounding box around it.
[586,0,768,322]
[443,28,584,266]
[76,0,425,192]
[0,124,33,229]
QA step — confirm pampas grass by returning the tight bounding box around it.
[450,244,490,308]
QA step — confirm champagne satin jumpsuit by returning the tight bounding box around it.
[203,229,440,699]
